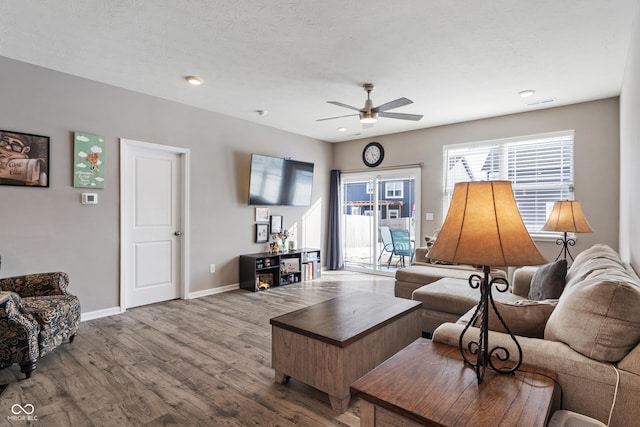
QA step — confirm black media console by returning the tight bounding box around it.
[239,249,321,292]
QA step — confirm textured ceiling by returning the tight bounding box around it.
[0,1,637,142]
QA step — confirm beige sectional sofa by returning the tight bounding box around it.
[395,246,509,333]
[394,246,508,299]
[431,244,640,427]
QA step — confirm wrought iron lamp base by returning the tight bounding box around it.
[459,265,523,383]
[554,231,575,261]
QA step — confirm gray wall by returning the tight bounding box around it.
[0,57,332,314]
[2,37,635,316]
[333,98,620,263]
[619,3,640,271]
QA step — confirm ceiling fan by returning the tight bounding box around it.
[317,84,423,128]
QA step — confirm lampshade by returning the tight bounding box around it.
[428,181,547,267]
[542,200,593,233]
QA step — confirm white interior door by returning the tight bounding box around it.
[121,139,189,309]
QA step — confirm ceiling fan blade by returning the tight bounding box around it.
[327,101,362,111]
[379,111,423,121]
[373,97,413,112]
[316,113,359,122]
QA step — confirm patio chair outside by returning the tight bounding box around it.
[378,226,394,265]
[389,229,414,268]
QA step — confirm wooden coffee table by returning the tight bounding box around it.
[270,292,422,413]
[351,338,559,426]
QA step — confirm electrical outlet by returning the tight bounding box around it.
[209,264,216,273]
[425,212,434,221]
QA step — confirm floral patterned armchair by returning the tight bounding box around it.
[0,272,80,378]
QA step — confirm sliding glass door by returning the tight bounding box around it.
[341,167,421,274]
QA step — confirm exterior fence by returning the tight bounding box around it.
[343,216,413,267]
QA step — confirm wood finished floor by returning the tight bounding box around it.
[0,271,395,426]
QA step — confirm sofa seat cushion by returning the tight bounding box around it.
[22,295,81,356]
[396,264,487,284]
[545,276,640,362]
[412,277,520,317]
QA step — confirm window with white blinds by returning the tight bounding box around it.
[443,131,574,238]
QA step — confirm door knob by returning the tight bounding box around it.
[174,231,182,236]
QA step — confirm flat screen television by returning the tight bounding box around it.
[248,154,314,206]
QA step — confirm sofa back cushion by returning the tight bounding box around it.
[565,243,626,289]
[544,274,640,362]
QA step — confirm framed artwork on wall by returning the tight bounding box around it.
[255,207,270,222]
[270,215,283,235]
[0,129,50,187]
[73,132,105,188]
[256,223,269,243]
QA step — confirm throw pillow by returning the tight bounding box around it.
[472,300,557,339]
[528,259,567,300]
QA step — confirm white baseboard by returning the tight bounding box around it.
[188,283,239,299]
[81,306,122,322]
[79,284,239,321]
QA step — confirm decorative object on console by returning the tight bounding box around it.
[427,181,547,383]
[542,200,594,261]
[277,229,292,252]
[269,238,279,254]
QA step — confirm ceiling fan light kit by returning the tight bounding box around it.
[359,112,378,124]
[317,83,423,127]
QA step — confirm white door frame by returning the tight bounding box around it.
[119,138,190,312]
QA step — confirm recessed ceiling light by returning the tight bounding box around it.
[186,76,203,85]
[518,89,535,97]
[337,127,347,132]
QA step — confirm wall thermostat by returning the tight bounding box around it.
[82,193,98,205]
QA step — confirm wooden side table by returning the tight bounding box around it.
[270,292,422,413]
[351,338,559,427]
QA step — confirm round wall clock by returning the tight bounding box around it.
[362,142,384,167]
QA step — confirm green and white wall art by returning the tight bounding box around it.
[73,132,105,188]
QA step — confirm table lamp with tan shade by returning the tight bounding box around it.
[543,200,594,262]
[427,181,547,383]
